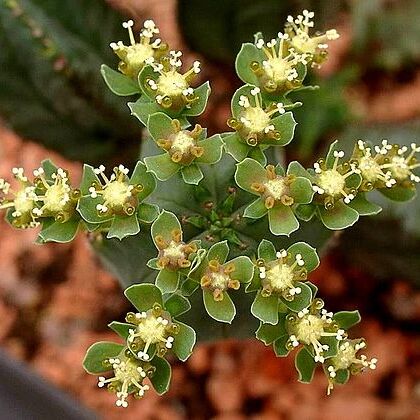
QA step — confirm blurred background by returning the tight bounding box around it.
[0,0,420,418]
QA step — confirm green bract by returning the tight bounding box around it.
[189,240,254,323]
[77,161,158,240]
[1,10,417,405]
[235,158,313,236]
[145,113,223,184]
[148,210,204,293]
[250,240,319,324]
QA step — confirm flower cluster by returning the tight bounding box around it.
[285,10,340,66]
[235,10,339,94]
[353,140,420,190]
[145,51,201,111]
[0,163,80,231]
[84,284,196,407]
[110,19,168,78]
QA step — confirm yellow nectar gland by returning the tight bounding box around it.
[313,150,360,205]
[201,259,239,301]
[287,306,345,363]
[285,10,339,63]
[110,19,165,78]
[90,165,140,216]
[0,168,39,228]
[126,308,177,361]
[326,339,377,395]
[251,165,294,209]
[155,228,197,271]
[147,51,201,110]
[158,121,204,164]
[259,250,306,299]
[98,355,150,408]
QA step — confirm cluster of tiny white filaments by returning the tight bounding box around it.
[147,50,201,104]
[97,357,149,408]
[286,10,340,61]
[238,87,285,134]
[255,32,306,83]
[313,150,360,204]
[89,165,133,214]
[31,167,71,217]
[259,250,305,296]
[127,312,174,361]
[289,308,345,363]
[0,168,39,227]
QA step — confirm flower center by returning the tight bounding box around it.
[295,314,324,344]
[209,272,230,290]
[14,188,35,215]
[317,169,345,196]
[44,183,69,212]
[358,156,383,182]
[163,241,186,261]
[136,316,167,344]
[126,44,154,67]
[157,71,188,97]
[264,57,292,82]
[171,131,195,154]
[390,156,410,181]
[242,107,271,133]
[114,359,144,384]
[333,344,357,370]
[264,178,286,200]
[102,180,132,209]
[266,263,294,292]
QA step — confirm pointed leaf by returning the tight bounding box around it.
[144,153,180,181]
[173,321,196,361]
[287,242,319,272]
[207,240,229,263]
[318,201,359,230]
[264,112,296,146]
[128,97,161,125]
[244,198,268,219]
[257,239,276,262]
[347,193,382,215]
[164,294,191,317]
[147,112,174,140]
[39,217,79,243]
[149,357,172,395]
[184,82,211,116]
[256,322,283,345]
[268,205,299,236]
[151,210,182,246]
[156,269,180,294]
[80,164,100,194]
[274,334,290,357]
[108,322,132,340]
[235,43,260,85]
[333,310,361,330]
[83,342,124,374]
[295,347,317,383]
[101,64,140,96]
[251,291,279,325]
[77,196,113,224]
[124,284,163,312]
[229,256,254,283]
[248,147,267,165]
[281,282,312,312]
[130,161,156,200]
[107,214,140,240]
[235,158,267,194]
[289,177,314,204]
[335,369,350,384]
[203,289,236,324]
[181,164,204,185]
[137,202,159,223]
[287,161,314,181]
[196,134,223,164]
[223,132,249,162]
